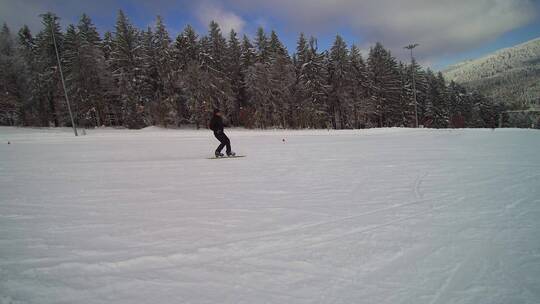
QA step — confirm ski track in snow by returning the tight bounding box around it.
[1,127,540,304]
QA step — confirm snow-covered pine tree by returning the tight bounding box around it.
[240,34,256,70]
[174,25,199,70]
[238,34,256,127]
[62,24,82,123]
[469,90,502,128]
[63,15,110,128]
[367,42,401,127]
[174,24,200,125]
[246,27,272,127]
[295,33,309,72]
[110,10,145,129]
[138,26,158,126]
[292,32,309,127]
[296,36,329,128]
[77,14,110,125]
[99,30,121,126]
[17,25,34,66]
[407,58,428,127]
[447,81,470,128]
[424,69,449,128]
[182,61,213,129]
[16,25,38,125]
[1,14,503,129]
[254,27,270,64]
[200,21,234,122]
[245,29,294,128]
[268,30,295,128]
[149,16,174,127]
[245,62,271,126]
[348,44,369,128]
[328,35,350,129]
[397,62,414,127]
[226,29,242,125]
[202,21,227,71]
[0,23,23,125]
[34,12,67,127]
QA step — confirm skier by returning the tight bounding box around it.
[209,109,235,157]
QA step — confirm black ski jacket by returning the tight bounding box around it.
[209,115,224,134]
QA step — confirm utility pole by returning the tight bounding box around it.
[50,15,78,136]
[404,43,419,128]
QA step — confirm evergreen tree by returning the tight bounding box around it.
[174,24,200,124]
[16,25,38,125]
[292,33,308,127]
[149,16,174,126]
[174,25,199,70]
[408,59,428,126]
[268,30,294,127]
[254,27,269,63]
[348,44,369,128]
[227,29,242,125]
[328,35,350,129]
[294,36,329,128]
[34,12,66,127]
[202,21,227,71]
[245,60,271,128]
[269,30,287,59]
[240,34,256,70]
[238,34,256,126]
[64,14,114,127]
[110,10,145,128]
[447,81,469,127]
[200,21,233,120]
[245,28,272,128]
[397,62,414,127]
[367,42,401,127]
[424,70,449,128]
[102,31,113,61]
[100,30,119,126]
[295,33,309,71]
[0,23,23,125]
[0,14,504,130]
[62,24,82,121]
[139,26,157,125]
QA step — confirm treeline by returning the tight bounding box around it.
[0,11,505,129]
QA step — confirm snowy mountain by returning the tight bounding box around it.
[442,37,540,108]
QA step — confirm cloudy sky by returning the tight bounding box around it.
[1,0,539,69]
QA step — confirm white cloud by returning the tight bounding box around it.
[1,0,537,63]
[196,3,245,34]
[227,0,539,60]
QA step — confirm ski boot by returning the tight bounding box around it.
[215,151,225,158]
[227,151,236,157]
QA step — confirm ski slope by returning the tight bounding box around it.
[1,127,539,304]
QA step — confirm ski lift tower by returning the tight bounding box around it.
[404,43,419,128]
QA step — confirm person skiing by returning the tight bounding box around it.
[209,108,235,157]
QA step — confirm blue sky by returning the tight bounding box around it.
[1,0,539,70]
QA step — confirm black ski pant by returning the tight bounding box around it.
[214,131,231,154]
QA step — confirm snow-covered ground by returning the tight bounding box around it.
[1,127,539,304]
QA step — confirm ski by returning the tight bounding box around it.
[207,155,246,159]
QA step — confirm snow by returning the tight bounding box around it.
[1,126,539,304]
[443,37,540,83]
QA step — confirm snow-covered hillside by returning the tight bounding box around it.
[443,38,540,82]
[1,127,539,304]
[442,38,540,107]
